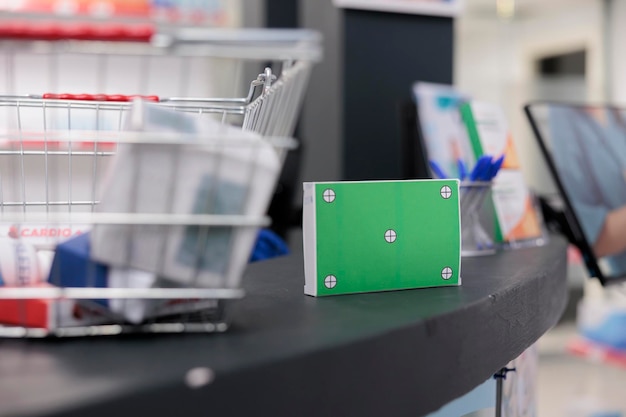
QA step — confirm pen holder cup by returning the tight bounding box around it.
[460,181,496,257]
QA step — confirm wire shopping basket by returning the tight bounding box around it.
[0,24,321,136]
[0,25,320,338]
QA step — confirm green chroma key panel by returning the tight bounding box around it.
[303,179,461,296]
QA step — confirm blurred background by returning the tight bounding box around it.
[248,0,626,213]
[3,0,623,213]
[2,0,626,414]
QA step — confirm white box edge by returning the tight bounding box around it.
[302,182,317,296]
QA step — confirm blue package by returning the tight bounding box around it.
[581,310,626,351]
[249,229,290,263]
[48,233,109,305]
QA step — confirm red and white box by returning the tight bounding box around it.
[0,283,115,330]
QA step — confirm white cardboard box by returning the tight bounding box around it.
[91,102,281,288]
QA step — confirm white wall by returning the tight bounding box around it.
[456,0,604,195]
[609,0,626,104]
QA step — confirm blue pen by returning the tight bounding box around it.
[479,156,496,181]
[480,155,494,180]
[469,155,492,181]
[487,155,505,180]
[468,157,482,181]
[457,159,468,181]
[429,160,448,179]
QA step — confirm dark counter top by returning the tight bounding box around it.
[0,236,568,417]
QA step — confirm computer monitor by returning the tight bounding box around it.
[525,102,626,284]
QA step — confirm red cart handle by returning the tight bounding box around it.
[0,23,154,42]
[42,93,159,102]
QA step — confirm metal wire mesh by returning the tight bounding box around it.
[0,27,319,337]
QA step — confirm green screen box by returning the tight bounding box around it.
[303,179,461,296]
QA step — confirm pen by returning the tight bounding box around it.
[429,160,448,179]
[457,159,468,181]
[487,154,505,180]
[469,155,492,181]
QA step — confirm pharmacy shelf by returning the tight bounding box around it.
[0,236,568,417]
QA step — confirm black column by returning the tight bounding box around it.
[265,0,301,237]
[343,9,453,180]
[265,0,299,27]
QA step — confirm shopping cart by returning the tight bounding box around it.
[0,24,321,337]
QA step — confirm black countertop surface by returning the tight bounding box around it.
[0,236,568,417]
